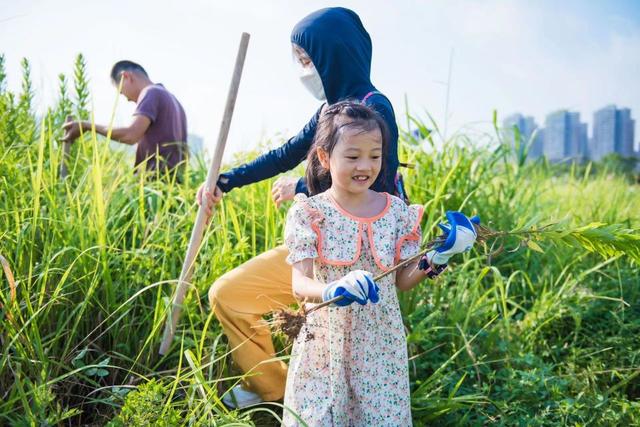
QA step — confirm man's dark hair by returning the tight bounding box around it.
[110,60,148,84]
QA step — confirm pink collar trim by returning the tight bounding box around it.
[325,192,391,222]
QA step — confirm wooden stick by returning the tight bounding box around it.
[159,33,250,355]
[59,115,73,179]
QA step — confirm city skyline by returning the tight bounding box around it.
[504,104,637,162]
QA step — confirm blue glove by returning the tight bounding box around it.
[423,211,480,265]
[322,270,380,307]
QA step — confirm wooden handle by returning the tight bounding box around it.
[159,33,250,355]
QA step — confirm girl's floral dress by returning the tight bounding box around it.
[282,191,423,427]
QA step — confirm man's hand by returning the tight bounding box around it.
[196,183,223,221]
[271,176,298,208]
[61,115,150,146]
[62,120,87,143]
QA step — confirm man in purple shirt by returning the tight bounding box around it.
[63,60,187,172]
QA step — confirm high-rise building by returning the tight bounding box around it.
[592,105,636,160]
[544,111,566,162]
[543,110,587,162]
[616,108,635,157]
[568,112,588,160]
[502,113,543,160]
[591,106,616,161]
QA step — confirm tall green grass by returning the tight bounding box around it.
[1,55,639,425]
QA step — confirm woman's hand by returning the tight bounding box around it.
[196,183,223,220]
[271,176,298,208]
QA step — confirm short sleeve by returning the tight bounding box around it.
[134,87,161,123]
[284,201,319,265]
[395,204,424,261]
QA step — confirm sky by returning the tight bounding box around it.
[1,0,639,159]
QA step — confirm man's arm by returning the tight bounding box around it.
[63,115,151,145]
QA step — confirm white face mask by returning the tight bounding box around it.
[299,64,326,101]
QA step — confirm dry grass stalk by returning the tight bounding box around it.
[0,254,17,321]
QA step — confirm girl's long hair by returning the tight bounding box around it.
[305,100,389,195]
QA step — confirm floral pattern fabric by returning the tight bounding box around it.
[282,191,423,427]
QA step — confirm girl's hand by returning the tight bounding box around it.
[196,183,223,219]
[322,270,380,306]
[417,257,448,279]
[271,176,298,208]
[429,211,480,264]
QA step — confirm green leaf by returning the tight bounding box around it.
[526,240,544,253]
[96,369,109,377]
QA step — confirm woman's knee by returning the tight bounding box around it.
[208,274,234,310]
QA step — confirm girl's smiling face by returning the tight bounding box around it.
[318,127,383,196]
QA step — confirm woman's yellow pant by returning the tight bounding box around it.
[208,245,294,401]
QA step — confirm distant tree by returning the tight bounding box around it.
[597,153,638,179]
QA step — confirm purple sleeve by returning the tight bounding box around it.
[134,88,161,123]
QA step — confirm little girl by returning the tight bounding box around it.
[282,101,455,426]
